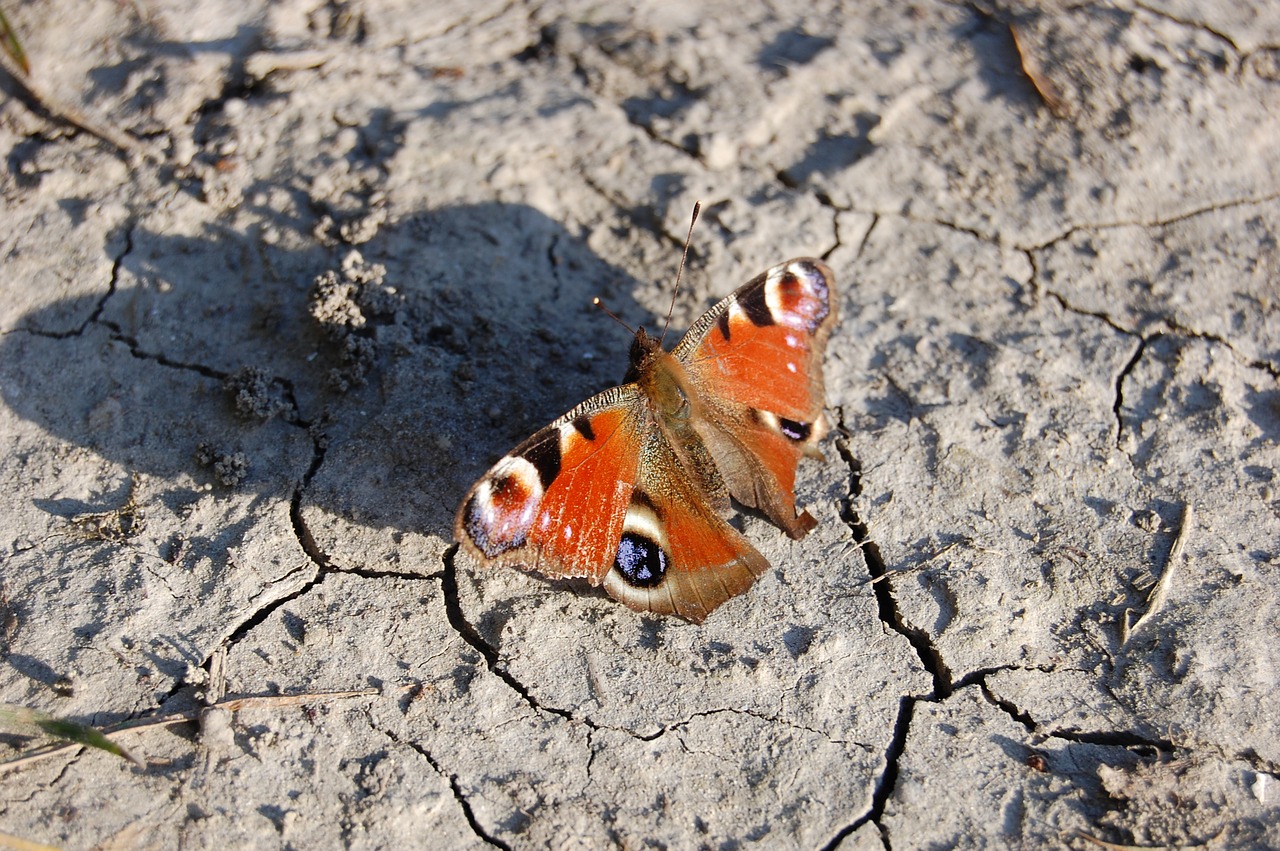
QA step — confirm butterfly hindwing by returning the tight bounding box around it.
[600,424,770,623]
[456,382,773,623]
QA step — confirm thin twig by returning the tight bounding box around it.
[868,540,973,584]
[1010,21,1069,118]
[0,47,145,158]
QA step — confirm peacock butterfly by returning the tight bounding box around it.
[454,244,838,623]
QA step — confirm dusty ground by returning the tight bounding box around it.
[1,0,1278,848]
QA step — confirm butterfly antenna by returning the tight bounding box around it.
[593,297,636,336]
[660,201,701,345]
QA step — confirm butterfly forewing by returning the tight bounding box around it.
[455,386,647,582]
[674,258,836,424]
[674,258,838,538]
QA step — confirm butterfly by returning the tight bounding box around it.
[454,256,838,623]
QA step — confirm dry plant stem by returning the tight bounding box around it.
[1122,503,1194,646]
[0,688,380,772]
[0,48,144,157]
[1009,21,1068,118]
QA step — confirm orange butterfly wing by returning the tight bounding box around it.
[674,258,839,538]
[599,416,769,623]
[455,382,769,623]
[455,388,642,583]
[454,257,837,623]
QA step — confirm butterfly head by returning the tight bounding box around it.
[624,326,666,383]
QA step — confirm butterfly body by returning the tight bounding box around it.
[456,258,838,623]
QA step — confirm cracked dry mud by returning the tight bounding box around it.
[2,0,1279,848]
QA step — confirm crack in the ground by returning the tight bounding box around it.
[788,191,1280,260]
[853,213,879,261]
[827,406,954,848]
[217,570,326,660]
[437,556,857,749]
[951,663,1023,693]
[1131,1,1242,55]
[158,421,335,706]
[988,672,1280,776]
[192,416,337,661]
[1042,289,1135,339]
[1044,282,1278,446]
[1037,285,1153,453]
[288,429,333,571]
[96,220,135,330]
[667,705,861,750]
[1251,357,1280,380]
[194,412,347,660]
[98,322,232,382]
[821,694,914,851]
[1112,334,1150,450]
[440,546,586,728]
[1021,191,1280,254]
[14,221,136,341]
[978,679,1039,734]
[833,410,951,698]
[1157,315,1271,373]
[376,723,513,851]
[978,678,1175,755]
[1047,727,1174,754]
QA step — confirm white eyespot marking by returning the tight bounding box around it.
[785,333,800,348]
[558,421,584,453]
[728,301,747,326]
[787,362,797,373]
[563,525,573,540]
[463,455,545,557]
[622,498,667,549]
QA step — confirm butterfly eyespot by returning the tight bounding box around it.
[612,531,669,588]
[753,409,815,444]
[462,457,544,557]
[778,417,812,442]
[766,263,831,332]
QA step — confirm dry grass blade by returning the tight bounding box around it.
[0,34,144,159]
[1122,502,1193,646]
[0,704,141,767]
[1010,22,1069,119]
[0,6,29,75]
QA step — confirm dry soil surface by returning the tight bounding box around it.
[1,1,1278,849]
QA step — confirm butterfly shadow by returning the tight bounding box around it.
[0,200,659,617]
